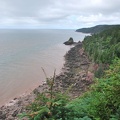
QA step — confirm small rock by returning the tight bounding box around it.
[0,113,6,119]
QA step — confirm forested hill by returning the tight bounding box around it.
[83,25,120,64]
[76,24,120,33]
[82,25,120,78]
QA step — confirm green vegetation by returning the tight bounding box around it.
[82,26,120,78]
[83,26,120,64]
[19,71,72,120]
[66,58,120,120]
[19,26,120,120]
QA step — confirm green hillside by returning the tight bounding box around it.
[83,26,120,64]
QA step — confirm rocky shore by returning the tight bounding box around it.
[0,42,94,120]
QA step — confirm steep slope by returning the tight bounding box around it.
[83,25,120,64]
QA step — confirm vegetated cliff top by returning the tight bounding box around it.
[82,25,120,65]
[76,24,120,34]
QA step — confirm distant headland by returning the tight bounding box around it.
[76,24,120,34]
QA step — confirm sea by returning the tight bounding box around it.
[0,29,86,106]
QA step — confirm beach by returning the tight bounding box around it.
[0,42,94,120]
[0,29,85,106]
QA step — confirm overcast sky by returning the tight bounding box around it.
[0,0,120,29]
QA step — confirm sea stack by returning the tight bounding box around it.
[64,37,75,45]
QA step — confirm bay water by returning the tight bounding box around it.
[0,29,85,106]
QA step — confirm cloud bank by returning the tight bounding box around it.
[0,0,120,29]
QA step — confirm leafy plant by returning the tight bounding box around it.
[19,70,71,120]
[66,59,120,120]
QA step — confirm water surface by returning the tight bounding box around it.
[0,29,85,106]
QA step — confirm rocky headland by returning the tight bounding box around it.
[63,37,76,45]
[0,42,94,120]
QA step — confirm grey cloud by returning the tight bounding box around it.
[0,0,120,28]
[1,0,52,17]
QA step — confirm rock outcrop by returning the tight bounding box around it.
[63,37,75,45]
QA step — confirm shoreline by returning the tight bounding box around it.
[0,42,94,120]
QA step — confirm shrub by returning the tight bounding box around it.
[19,71,71,120]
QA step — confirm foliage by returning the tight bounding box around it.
[94,63,104,78]
[82,26,120,78]
[83,26,120,64]
[19,71,71,120]
[66,58,120,120]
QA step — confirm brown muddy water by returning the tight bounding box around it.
[0,29,86,106]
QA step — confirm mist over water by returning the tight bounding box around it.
[0,29,85,106]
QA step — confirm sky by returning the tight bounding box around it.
[0,0,120,29]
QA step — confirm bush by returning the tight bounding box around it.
[66,59,120,120]
[19,71,71,120]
